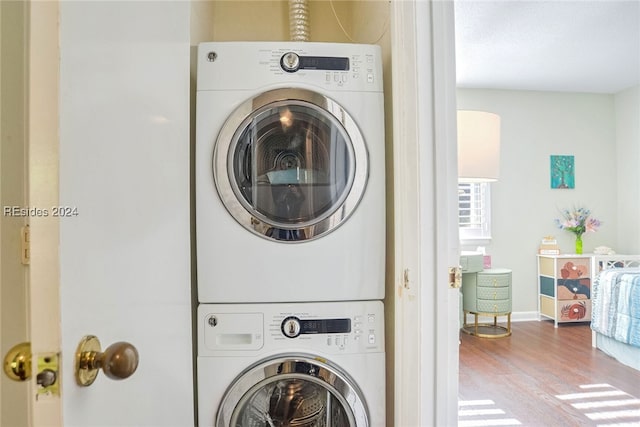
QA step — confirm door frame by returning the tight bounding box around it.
[391,0,459,425]
[1,1,61,424]
[16,0,459,425]
[26,0,62,425]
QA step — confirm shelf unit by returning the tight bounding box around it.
[537,254,593,327]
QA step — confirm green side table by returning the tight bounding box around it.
[461,268,512,338]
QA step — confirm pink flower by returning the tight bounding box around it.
[585,218,601,233]
[555,207,601,237]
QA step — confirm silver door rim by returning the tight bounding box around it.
[213,88,369,243]
[215,354,369,427]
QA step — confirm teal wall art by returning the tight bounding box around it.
[550,155,575,189]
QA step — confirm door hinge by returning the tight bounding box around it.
[403,268,410,289]
[21,225,30,265]
[449,266,461,288]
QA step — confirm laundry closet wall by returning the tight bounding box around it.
[189,1,395,425]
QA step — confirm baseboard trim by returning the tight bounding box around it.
[511,311,539,322]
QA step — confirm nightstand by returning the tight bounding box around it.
[461,268,512,338]
[537,254,592,327]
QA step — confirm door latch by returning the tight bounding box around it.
[3,342,60,397]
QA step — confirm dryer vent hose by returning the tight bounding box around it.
[289,0,310,41]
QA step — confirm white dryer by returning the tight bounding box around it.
[197,300,385,427]
[195,42,385,303]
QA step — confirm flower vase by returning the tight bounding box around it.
[575,235,583,254]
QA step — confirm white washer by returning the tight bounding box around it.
[195,42,385,303]
[197,300,385,427]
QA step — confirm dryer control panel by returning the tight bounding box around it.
[280,52,349,73]
[272,49,378,89]
[197,41,383,93]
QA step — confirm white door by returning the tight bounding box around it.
[58,0,193,425]
[2,1,194,426]
[391,0,460,425]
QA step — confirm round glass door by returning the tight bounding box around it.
[216,357,369,427]
[232,376,353,427]
[213,89,368,242]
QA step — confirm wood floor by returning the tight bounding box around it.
[459,320,640,426]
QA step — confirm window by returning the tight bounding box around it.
[458,182,492,242]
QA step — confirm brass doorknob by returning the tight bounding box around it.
[3,342,31,381]
[75,335,139,387]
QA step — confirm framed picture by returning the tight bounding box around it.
[550,155,575,189]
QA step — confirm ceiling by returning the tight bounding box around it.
[454,0,640,94]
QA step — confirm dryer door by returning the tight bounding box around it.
[216,356,369,427]
[213,88,368,242]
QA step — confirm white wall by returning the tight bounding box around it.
[457,89,619,313]
[614,85,640,253]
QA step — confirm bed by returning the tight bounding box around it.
[590,255,640,371]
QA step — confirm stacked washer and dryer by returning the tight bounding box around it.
[195,42,386,427]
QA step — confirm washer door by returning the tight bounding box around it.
[216,356,369,427]
[213,88,368,242]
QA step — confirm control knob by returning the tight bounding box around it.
[281,316,301,338]
[281,52,300,73]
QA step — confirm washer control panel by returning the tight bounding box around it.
[281,316,351,338]
[199,301,384,356]
[274,309,382,353]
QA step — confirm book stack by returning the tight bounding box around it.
[539,236,560,255]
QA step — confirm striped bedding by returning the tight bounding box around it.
[591,268,640,348]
